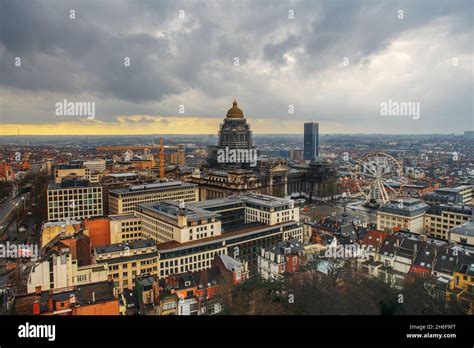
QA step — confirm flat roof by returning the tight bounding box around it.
[238,193,293,208]
[426,204,472,216]
[49,181,101,189]
[43,220,81,227]
[109,213,138,221]
[137,201,219,221]
[379,199,428,216]
[108,172,139,178]
[436,185,472,193]
[109,180,196,195]
[95,239,156,254]
[191,197,244,210]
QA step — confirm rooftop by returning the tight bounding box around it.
[49,179,101,189]
[217,254,244,272]
[109,180,196,195]
[108,172,139,178]
[13,281,116,315]
[435,185,472,193]
[137,201,219,222]
[95,239,156,255]
[264,238,304,256]
[238,193,294,208]
[426,204,472,216]
[109,213,139,221]
[379,199,428,216]
[450,221,474,238]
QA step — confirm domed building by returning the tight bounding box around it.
[207,100,257,169]
[190,100,337,200]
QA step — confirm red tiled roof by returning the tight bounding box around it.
[361,230,387,248]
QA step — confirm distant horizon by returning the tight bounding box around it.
[0,132,472,138]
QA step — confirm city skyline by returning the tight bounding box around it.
[0,0,473,343]
[0,0,472,135]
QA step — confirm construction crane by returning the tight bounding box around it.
[97,137,185,178]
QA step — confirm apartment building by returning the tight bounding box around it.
[108,181,198,214]
[258,238,304,280]
[93,239,159,292]
[376,198,428,234]
[47,178,103,222]
[424,204,472,240]
[448,254,474,314]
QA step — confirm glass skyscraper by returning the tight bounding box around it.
[303,122,319,161]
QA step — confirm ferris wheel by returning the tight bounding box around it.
[353,152,404,206]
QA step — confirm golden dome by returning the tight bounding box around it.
[226,99,244,118]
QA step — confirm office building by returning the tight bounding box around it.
[54,164,90,184]
[136,201,222,244]
[93,239,159,292]
[289,148,303,162]
[83,159,107,173]
[424,185,473,205]
[47,178,103,222]
[143,194,302,278]
[108,181,198,215]
[303,122,319,161]
[376,198,429,234]
[109,214,143,244]
[424,204,472,240]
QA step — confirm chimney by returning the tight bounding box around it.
[47,294,54,312]
[152,281,160,304]
[32,300,41,315]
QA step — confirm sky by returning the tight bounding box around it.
[0,0,472,135]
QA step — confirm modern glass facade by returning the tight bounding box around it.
[304,122,319,161]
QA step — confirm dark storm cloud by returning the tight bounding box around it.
[0,0,472,132]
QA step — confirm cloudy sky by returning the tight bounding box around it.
[0,0,472,135]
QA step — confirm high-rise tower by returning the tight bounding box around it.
[303,122,319,161]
